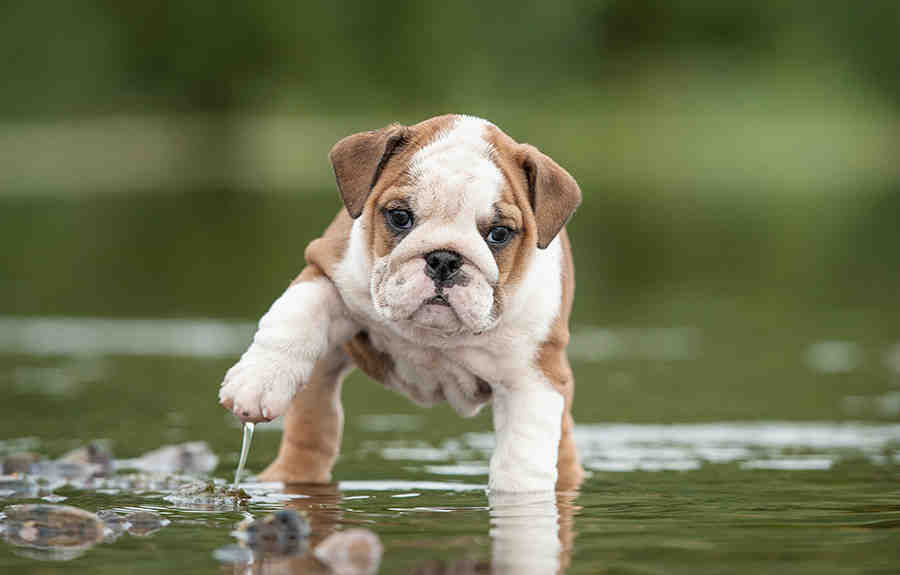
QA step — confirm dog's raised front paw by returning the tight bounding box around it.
[218,351,307,423]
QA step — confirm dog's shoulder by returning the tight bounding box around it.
[535,228,575,395]
[302,209,354,282]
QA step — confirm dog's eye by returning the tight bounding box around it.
[486,226,513,246]
[386,209,413,231]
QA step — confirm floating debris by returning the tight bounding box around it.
[91,471,200,495]
[118,441,218,475]
[213,510,310,565]
[0,441,217,497]
[313,528,383,575]
[1,504,105,561]
[58,441,114,477]
[1,452,42,475]
[123,510,169,536]
[28,460,100,485]
[41,494,68,503]
[11,440,115,487]
[163,479,250,509]
[0,475,39,499]
[95,510,128,540]
[237,509,310,556]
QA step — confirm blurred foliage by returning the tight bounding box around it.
[2,1,899,117]
[1,1,898,320]
[2,185,899,321]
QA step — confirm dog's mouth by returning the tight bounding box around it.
[373,258,498,334]
[425,294,451,307]
[404,292,463,333]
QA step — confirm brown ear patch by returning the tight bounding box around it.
[329,125,409,218]
[518,144,582,249]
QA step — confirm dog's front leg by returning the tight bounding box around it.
[489,379,564,493]
[219,274,357,422]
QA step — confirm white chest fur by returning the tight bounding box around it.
[365,328,491,416]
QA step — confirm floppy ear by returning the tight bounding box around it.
[518,144,582,249]
[329,124,409,218]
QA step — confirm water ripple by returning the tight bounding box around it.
[375,422,900,475]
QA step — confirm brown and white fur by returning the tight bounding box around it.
[219,115,584,492]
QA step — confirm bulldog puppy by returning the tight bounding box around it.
[219,115,584,492]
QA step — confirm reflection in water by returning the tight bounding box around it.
[489,491,578,575]
[404,491,578,574]
[313,528,383,575]
[464,422,900,473]
[215,484,579,575]
[218,483,395,575]
[490,491,559,574]
[217,483,341,574]
[2,503,106,562]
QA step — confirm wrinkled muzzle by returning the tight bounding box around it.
[371,254,499,334]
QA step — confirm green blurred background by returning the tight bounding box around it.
[2,1,899,426]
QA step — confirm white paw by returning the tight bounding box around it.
[218,349,309,422]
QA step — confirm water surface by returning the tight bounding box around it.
[1,190,899,572]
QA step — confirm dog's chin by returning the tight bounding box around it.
[407,299,464,333]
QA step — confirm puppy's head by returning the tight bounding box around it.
[330,115,580,336]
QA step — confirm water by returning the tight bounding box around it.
[232,422,254,488]
[1,329,898,573]
[1,189,899,572]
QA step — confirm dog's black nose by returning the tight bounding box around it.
[424,250,462,285]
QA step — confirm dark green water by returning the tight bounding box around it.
[1,189,899,573]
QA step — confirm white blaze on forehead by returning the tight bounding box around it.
[409,116,503,222]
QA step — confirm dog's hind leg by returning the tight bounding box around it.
[555,388,584,492]
[258,347,352,483]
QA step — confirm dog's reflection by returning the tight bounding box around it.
[488,491,578,575]
[219,483,341,575]
[222,484,579,574]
